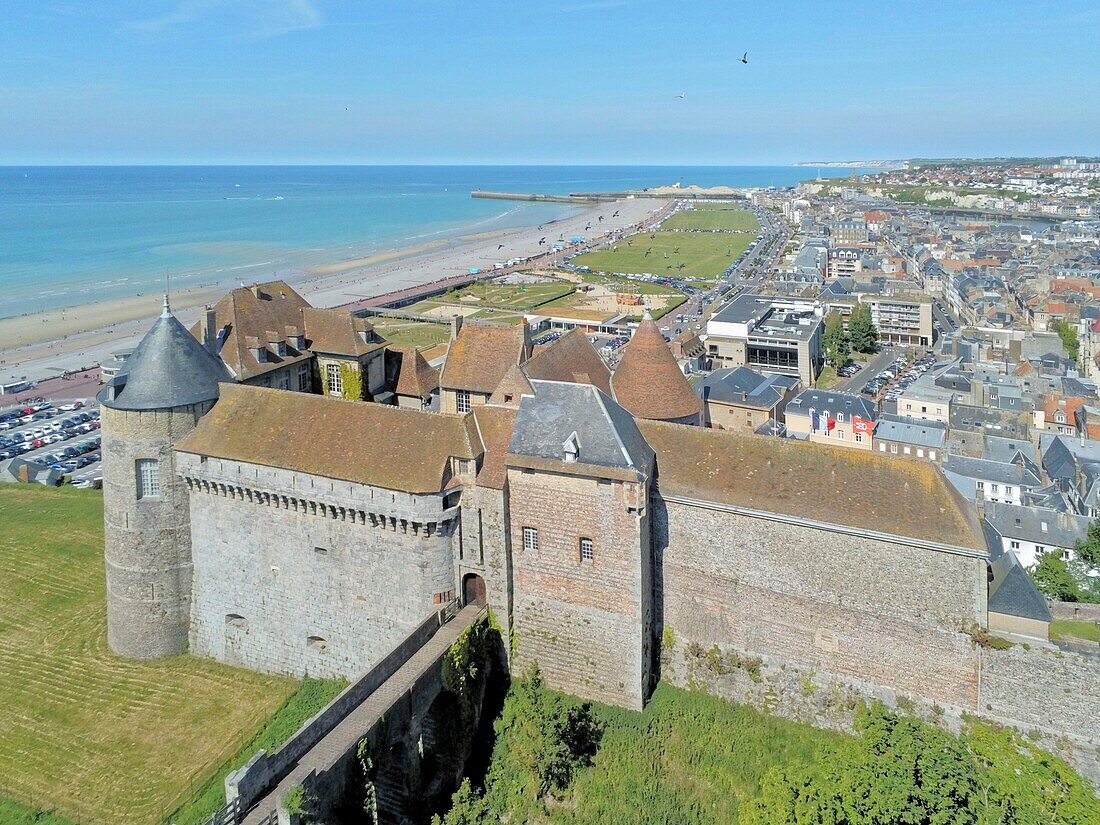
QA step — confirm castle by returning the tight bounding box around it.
[99,283,1098,775]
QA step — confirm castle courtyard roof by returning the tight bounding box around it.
[611,317,702,422]
[175,384,480,494]
[637,420,985,550]
[390,347,440,399]
[191,281,313,381]
[507,380,654,481]
[440,323,529,395]
[105,296,233,411]
[522,328,612,395]
[471,404,519,489]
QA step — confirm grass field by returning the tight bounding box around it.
[663,204,760,232]
[1050,618,1100,643]
[0,485,307,825]
[370,317,451,349]
[425,280,573,311]
[572,232,751,281]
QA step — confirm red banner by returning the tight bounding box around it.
[852,416,874,433]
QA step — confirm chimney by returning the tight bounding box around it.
[521,318,532,359]
[250,283,262,298]
[202,306,218,355]
[451,314,464,340]
[974,491,986,519]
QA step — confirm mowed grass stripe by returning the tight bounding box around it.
[662,204,760,232]
[572,232,752,281]
[0,485,297,825]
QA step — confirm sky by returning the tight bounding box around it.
[2,0,1099,165]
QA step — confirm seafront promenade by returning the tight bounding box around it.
[0,197,668,385]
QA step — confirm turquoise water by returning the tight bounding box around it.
[0,166,855,319]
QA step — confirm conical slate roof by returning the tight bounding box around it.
[611,314,702,422]
[103,296,234,411]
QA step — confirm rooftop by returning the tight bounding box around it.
[638,420,984,550]
[105,296,233,411]
[611,316,702,422]
[175,384,478,494]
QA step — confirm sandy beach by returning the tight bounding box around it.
[0,197,669,384]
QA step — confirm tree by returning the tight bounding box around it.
[1073,517,1100,570]
[1031,551,1080,602]
[432,780,492,825]
[822,311,850,368]
[1054,319,1080,361]
[743,704,984,825]
[848,303,878,353]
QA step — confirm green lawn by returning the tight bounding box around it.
[816,365,840,389]
[371,317,451,350]
[663,204,760,232]
[423,280,574,312]
[573,232,751,281]
[1050,619,1100,643]
[0,485,310,825]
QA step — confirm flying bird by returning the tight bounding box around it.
[675,92,685,99]
[741,52,748,64]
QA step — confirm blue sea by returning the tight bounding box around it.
[0,165,857,319]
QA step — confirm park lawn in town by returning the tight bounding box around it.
[573,232,750,281]
[663,204,760,232]
[0,485,304,825]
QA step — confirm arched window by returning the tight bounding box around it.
[225,614,249,630]
[307,635,329,652]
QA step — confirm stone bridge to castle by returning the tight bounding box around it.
[215,602,488,825]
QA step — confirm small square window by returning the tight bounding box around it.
[522,527,538,552]
[580,537,594,562]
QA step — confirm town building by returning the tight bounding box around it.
[693,366,800,433]
[784,389,876,450]
[704,293,823,386]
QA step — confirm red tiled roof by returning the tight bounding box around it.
[522,328,611,395]
[611,318,701,422]
[440,323,529,394]
[175,384,479,493]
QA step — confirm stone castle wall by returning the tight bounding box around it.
[102,401,212,659]
[507,467,651,709]
[457,485,512,623]
[654,492,987,710]
[179,453,458,679]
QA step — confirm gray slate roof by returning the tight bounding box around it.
[695,367,798,409]
[942,454,1042,488]
[988,550,1053,623]
[875,415,946,449]
[786,389,876,420]
[508,380,654,473]
[103,298,234,411]
[983,501,1090,548]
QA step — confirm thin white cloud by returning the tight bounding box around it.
[558,1,628,12]
[122,0,321,41]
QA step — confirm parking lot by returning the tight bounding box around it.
[856,350,937,410]
[0,397,102,487]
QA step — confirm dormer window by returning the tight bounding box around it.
[563,431,580,463]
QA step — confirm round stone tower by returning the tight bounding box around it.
[100,296,233,658]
